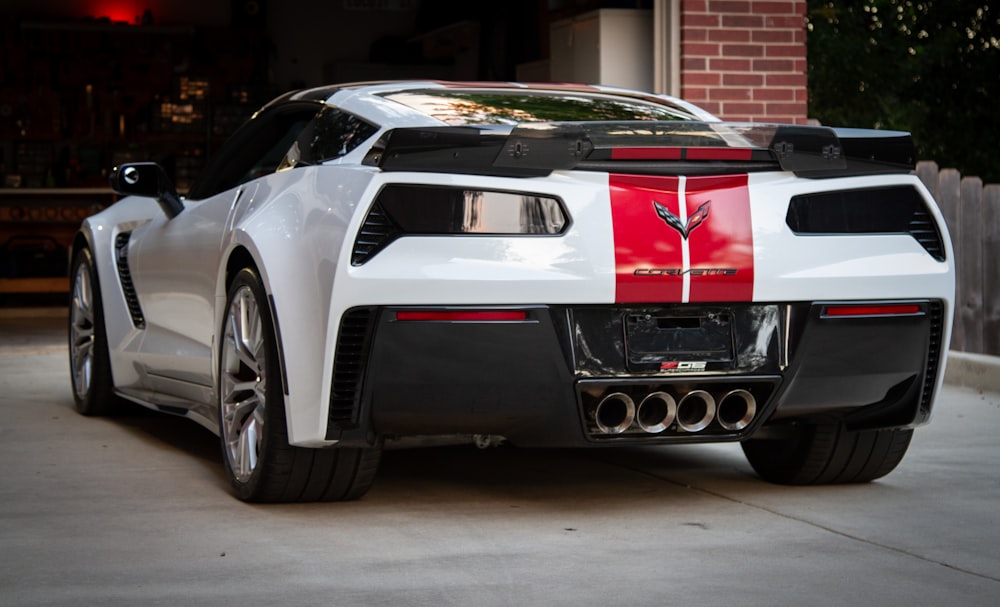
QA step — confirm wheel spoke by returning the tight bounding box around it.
[223,394,262,480]
[222,395,257,437]
[73,266,92,321]
[69,261,96,400]
[233,291,262,372]
[220,283,269,484]
[72,341,93,393]
[239,415,259,478]
[226,379,258,395]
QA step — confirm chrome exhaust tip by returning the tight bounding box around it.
[594,392,636,434]
[716,389,757,431]
[676,390,716,433]
[636,391,677,434]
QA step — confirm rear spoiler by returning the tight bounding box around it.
[362,121,915,179]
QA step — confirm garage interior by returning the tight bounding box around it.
[0,0,655,306]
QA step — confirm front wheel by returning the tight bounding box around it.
[742,420,913,485]
[218,268,381,502]
[68,247,123,416]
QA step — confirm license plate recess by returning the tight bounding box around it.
[624,309,734,372]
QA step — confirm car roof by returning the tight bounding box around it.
[270,80,718,127]
[288,80,651,101]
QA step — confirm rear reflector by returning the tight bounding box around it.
[395,310,528,322]
[823,304,922,317]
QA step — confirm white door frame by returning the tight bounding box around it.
[654,0,681,96]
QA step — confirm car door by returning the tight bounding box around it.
[127,101,324,414]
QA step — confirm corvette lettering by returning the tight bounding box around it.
[635,268,738,276]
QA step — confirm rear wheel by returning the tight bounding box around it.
[219,268,381,502]
[68,247,123,416]
[742,419,913,485]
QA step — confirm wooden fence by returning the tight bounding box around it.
[916,161,1000,356]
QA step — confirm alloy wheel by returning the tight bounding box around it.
[69,261,95,400]
[220,285,268,483]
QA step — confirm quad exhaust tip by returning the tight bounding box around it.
[594,392,635,434]
[591,387,757,435]
[636,391,677,434]
[676,390,716,433]
[716,389,757,431]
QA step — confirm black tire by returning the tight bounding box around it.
[218,268,381,503]
[68,247,124,416]
[742,420,913,485]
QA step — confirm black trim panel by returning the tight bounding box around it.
[267,294,290,396]
[370,122,914,179]
[364,306,581,446]
[771,299,939,429]
[327,301,943,447]
[327,307,377,435]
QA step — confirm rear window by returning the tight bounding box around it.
[381,89,699,125]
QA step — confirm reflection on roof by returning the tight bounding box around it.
[380,89,699,125]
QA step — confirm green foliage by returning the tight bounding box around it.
[807,1,1000,182]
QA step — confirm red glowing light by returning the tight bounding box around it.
[85,0,143,24]
[823,304,922,318]
[395,310,528,322]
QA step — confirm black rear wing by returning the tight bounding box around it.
[362,121,915,179]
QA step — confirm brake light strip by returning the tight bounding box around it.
[395,311,528,322]
[823,304,922,318]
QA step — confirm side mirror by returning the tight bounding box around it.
[109,162,184,219]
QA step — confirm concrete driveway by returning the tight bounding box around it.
[1,311,998,606]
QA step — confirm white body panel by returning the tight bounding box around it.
[748,172,954,302]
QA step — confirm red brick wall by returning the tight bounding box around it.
[681,0,808,124]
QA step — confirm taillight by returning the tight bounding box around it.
[610,147,756,161]
[351,185,568,265]
[786,186,946,261]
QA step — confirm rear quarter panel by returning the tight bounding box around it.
[748,173,955,304]
[232,165,379,446]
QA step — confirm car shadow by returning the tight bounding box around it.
[99,403,763,508]
[369,440,759,507]
[106,403,227,477]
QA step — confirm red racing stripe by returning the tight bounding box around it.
[685,175,754,302]
[610,173,754,304]
[610,174,685,303]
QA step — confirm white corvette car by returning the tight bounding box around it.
[69,81,954,502]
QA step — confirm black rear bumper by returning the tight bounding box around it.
[325,300,944,447]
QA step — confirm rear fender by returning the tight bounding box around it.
[222,166,377,447]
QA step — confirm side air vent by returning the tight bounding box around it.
[328,307,377,431]
[907,206,945,261]
[351,202,400,266]
[114,232,145,329]
[786,186,946,261]
[920,300,945,415]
